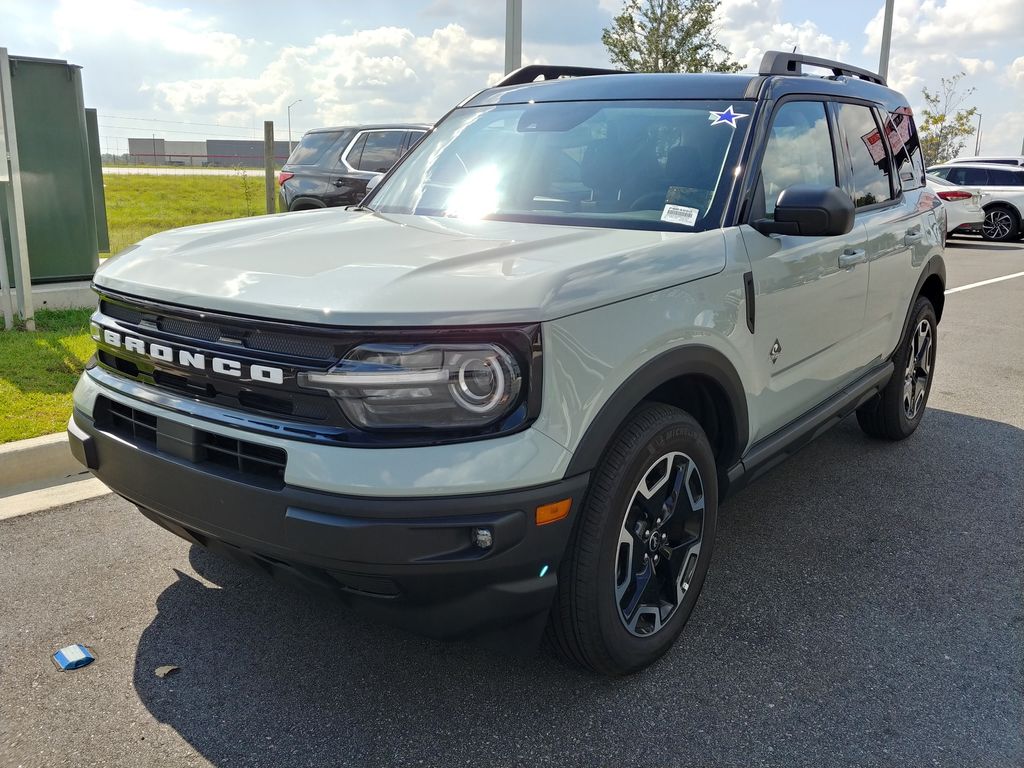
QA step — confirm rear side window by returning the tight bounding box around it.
[836,103,895,207]
[950,167,988,186]
[990,168,1024,186]
[884,110,925,191]
[287,131,345,166]
[349,131,406,173]
[760,101,837,216]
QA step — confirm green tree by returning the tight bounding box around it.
[602,0,742,73]
[919,72,978,166]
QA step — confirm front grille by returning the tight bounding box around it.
[99,297,336,360]
[93,293,346,427]
[158,316,221,342]
[95,396,287,487]
[100,300,143,325]
[245,331,334,359]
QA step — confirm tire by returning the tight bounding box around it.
[981,205,1020,242]
[547,403,718,676]
[856,296,937,440]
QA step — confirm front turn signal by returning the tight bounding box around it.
[536,498,571,526]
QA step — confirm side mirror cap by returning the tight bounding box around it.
[753,184,855,237]
[365,174,383,194]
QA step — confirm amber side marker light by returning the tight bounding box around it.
[536,499,572,526]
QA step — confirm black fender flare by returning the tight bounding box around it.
[564,345,749,477]
[288,197,327,211]
[894,254,945,358]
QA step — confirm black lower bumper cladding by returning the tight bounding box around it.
[69,410,588,648]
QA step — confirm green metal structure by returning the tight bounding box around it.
[1,54,106,285]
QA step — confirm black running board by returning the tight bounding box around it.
[724,361,894,498]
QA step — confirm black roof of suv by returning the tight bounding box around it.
[463,53,907,113]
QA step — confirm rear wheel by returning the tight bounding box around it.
[981,205,1020,242]
[547,403,717,676]
[857,296,937,440]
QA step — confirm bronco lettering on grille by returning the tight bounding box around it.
[100,328,285,384]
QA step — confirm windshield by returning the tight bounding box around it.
[369,100,750,231]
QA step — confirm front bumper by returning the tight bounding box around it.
[68,408,589,645]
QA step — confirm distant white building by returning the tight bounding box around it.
[127,138,207,165]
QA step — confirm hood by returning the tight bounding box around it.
[95,209,726,326]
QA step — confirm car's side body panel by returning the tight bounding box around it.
[539,226,752,463]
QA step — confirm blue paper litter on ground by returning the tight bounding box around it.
[53,644,95,670]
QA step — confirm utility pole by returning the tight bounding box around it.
[287,99,302,154]
[974,113,982,156]
[505,0,522,74]
[878,0,894,81]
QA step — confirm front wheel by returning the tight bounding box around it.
[857,296,937,440]
[547,403,717,676]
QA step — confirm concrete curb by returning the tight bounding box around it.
[0,432,89,495]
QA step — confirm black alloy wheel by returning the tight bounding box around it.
[614,451,705,637]
[547,403,718,676]
[982,206,1019,242]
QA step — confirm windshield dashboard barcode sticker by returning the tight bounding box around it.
[661,204,699,226]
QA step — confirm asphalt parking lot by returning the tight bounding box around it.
[2,237,1022,768]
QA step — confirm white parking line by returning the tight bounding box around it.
[945,271,1024,294]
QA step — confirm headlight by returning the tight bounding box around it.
[297,343,523,430]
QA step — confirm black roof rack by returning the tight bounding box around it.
[495,64,626,88]
[759,51,886,86]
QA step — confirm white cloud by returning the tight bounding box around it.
[864,0,1024,53]
[51,0,250,68]
[1010,57,1024,86]
[152,24,509,127]
[717,0,849,71]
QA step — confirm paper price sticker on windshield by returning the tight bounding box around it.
[661,204,699,226]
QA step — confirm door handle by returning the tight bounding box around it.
[332,180,346,187]
[905,227,924,245]
[839,248,867,269]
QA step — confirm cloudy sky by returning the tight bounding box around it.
[3,0,1022,156]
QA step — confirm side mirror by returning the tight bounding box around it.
[364,174,383,194]
[753,184,855,237]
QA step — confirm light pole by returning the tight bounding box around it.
[505,0,522,75]
[287,99,302,154]
[878,0,894,81]
[974,113,982,156]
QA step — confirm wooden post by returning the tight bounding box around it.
[264,120,275,215]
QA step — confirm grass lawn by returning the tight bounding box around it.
[0,173,266,443]
[103,172,264,254]
[0,309,94,444]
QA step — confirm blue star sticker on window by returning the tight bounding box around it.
[708,105,749,127]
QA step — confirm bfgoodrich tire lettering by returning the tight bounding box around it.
[856,296,937,440]
[547,403,718,675]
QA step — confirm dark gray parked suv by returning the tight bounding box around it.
[278,124,430,211]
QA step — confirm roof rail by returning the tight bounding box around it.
[495,64,626,88]
[759,51,886,86]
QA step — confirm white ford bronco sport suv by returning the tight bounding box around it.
[70,52,945,675]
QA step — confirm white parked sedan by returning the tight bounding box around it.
[926,174,984,238]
